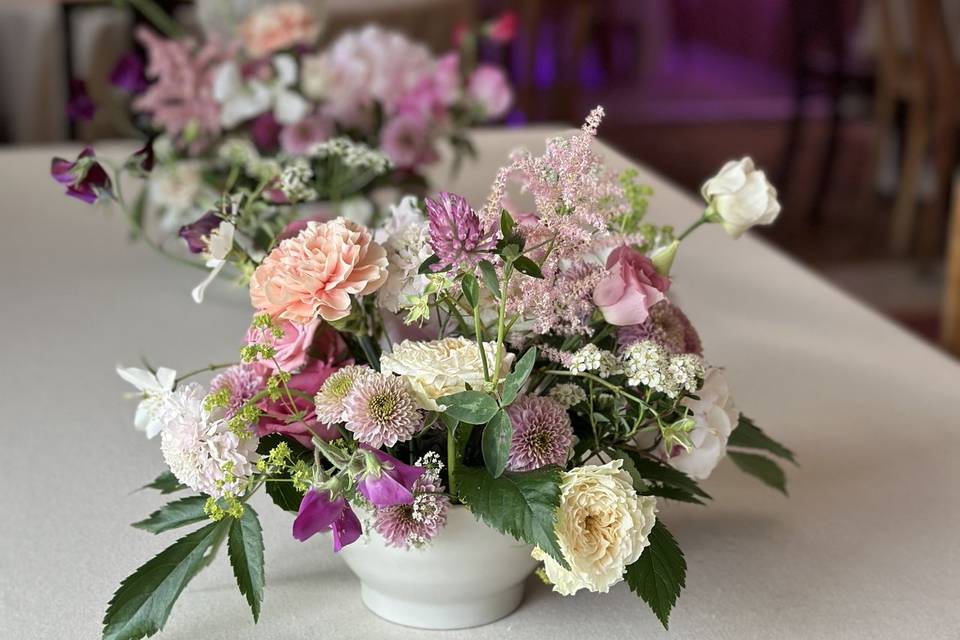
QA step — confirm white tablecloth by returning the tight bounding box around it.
[2,129,959,639]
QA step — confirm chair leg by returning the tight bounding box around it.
[942,175,960,355]
[890,103,929,254]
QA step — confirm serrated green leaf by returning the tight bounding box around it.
[610,450,647,491]
[501,347,536,406]
[265,479,304,513]
[478,260,500,299]
[132,496,209,534]
[642,484,705,505]
[140,471,185,495]
[728,416,796,465]
[622,450,711,500]
[228,506,265,623]
[102,520,228,640]
[728,451,788,494]
[512,256,543,278]
[461,273,480,307]
[439,390,499,425]
[481,410,513,478]
[625,521,686,629]
[456,466,567,569]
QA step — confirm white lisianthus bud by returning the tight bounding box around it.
[701,157,781,237]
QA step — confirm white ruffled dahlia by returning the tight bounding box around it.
[533,460,657,595]
[159,383,259,498]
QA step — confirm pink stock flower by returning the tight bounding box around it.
[280,113,333,155]
[133,28,237,153]
[249,219,389,324]
[593,245,670,326]
[468,65,512,119]
[240,2,321,58]
[257,359,342,447]
[380,113,439,170]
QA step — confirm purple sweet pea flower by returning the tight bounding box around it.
[178,212,222,253]
[109,52,148,94]
[66,79,96,122]
[50,147,112,204]
[356,447,425,507]
[126,138,155,174]
[250,111,281,152]
[292,489,362,552]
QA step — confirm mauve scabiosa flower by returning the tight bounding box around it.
[373,452,449,548]
[249,218,388,324]
[210,364,266,416]
[505,395,574,471]
[50,147,112,204]
[343,372,422,448]
[314,365,376,423]
[618,300,702,356]
[426,192,495,271]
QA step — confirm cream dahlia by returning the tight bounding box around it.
[532,460,657,595]
[379,337,514,411]
[249,218,388,323]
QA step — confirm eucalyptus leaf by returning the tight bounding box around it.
[439,390,499,425]
[512,256,544,278]
[501,347,537,406]
[481,410,513,478]
[478,260,500,299]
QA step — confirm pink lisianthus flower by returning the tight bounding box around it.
[292,489,362,551]
[593,245,670,326]
[256,359,342,447]
[240,2,321,58]
[380,112,439,170]
[468,65,512,119]
[280,113,333,155]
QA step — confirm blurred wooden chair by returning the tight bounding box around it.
[942,173,960,356]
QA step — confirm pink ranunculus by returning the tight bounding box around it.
[245,317,345,374]
[240,2,322,58]
[280,113,333,155]
[468,65,512,120]
[593,245,671,326]
[256,358,343,447]
[380,113,439,170]
[250,218,389,324]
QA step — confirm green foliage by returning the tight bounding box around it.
[456,465,567,568]
[132,496,209,534]
[477,259,500,300]
[728,416,796,465]
[643,484,706,505]
[728,451,788,494]
[440,390,500,425]
[500,209,515,239]
[417,255,441,274]
[461,273,480,308]
[228,505,265,622]
[481,409,513,478]
[619,450,711,501]
[102,520,229,640]
[141,471,185,495]
[512,256,543,279]
[501,346,536,406]
[265,480,304,513]
[625,521,687,629]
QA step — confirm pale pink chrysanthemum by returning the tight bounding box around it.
[210,364,267,416]
[618,301,702,356]
[343,373,422,447]
[374,477,449,548]
[313,365,376,424]
[426,192,496,271]
[505,395,574,472]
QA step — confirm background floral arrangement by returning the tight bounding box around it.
[102,108,792,640]
[51,2,514,269]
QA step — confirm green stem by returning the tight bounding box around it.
[678,215,708,241]
[175,362,237,385]
[447,427,458,500]
[472,303,491,382]
[491,264,513,385]
[544,370,660,417]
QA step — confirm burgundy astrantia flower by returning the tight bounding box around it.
[356,446,425,507]
[50,147,112,204]
[426,192,496,270]
[66,79,96,122]
[179,212,222,253]
[292,489,362,551]
[109,52,148,94]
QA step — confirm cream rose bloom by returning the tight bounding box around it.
[533,460,657,595]
[379,337,514,411]
[701,157,781,237]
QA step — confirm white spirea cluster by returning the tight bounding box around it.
[568,344,619,378]
[622,340,704,398]
[278,158,317,203]
[159,383,259,498]
[380,337,514,411]
[307,137,393,172]
[373,196,432,313]
[533,460,657,595]
[548,383,587,408]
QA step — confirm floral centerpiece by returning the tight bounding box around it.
[102,109,791,639]
[52,2,514,268]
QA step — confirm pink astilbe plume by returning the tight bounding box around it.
[134,28,237,154]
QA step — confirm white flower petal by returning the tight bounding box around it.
[273,90,309,125]
[116,366,157,392]
[192,260,226,304]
